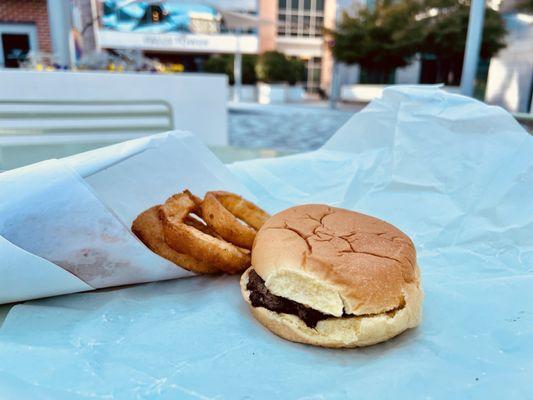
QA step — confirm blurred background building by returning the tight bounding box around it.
[0,0,531,111]
[0,0,338,95]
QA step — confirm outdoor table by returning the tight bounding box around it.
[0,86,531,399]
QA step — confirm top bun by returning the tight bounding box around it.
[251,204,418,317]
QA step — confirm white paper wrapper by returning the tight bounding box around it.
[0,86,531,398]
[0,131,255,303]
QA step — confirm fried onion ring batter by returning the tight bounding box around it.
[161,191,251,274]
[202,191,270,249]
[132,206,218,274]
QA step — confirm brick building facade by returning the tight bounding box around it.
[0,0,52,67]
[0,0,337,93]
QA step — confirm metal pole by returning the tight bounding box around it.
[90,0,101,52]
[47,0,73,68]
[233,28,242,103]
[329,61,340,109]
[460,0,486,97]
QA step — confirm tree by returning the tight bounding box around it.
[331,0,507,85]
[419,0,507,85]
[331,0,424,83]
[204,54,258,85]
[205,52,305,85]
[287,58,306,85]
[255,51,291,83]
[204,55,230,78]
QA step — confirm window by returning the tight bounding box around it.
[0,23,38,69]
[278,0,325,38]
[291,15,299,26]
[302,16,311,36]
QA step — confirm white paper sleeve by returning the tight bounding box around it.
[0,131,255,304]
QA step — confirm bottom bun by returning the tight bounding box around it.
[240,267,423,348]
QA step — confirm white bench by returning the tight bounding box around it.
[0,99,174,170]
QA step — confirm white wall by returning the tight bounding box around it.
[396,59,421,84]
[340,84,385,102]
[275,37,322,58]
[339,63,360,86]
[485,14,533,113]
[0,70,228,145]
[341,84,461,103]
[99,30,259,54]
[228,85,257,102]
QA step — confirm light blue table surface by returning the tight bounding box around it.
[1,87,532,399]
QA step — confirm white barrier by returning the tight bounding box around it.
[229,84,306,103]
[0,70,228,146]
[286,85,306,102]
[341,84,461,103]
[257,83,287,104]
[228,85,257,102]
[485,14,533,113]
[340,84,385,103]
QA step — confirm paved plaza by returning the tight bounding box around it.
[228,102,363,153]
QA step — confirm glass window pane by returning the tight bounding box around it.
[279,0,287,9]
[316,0,324,11]
[291,15,298,28]
[304,0,311,10]
[291,0,299,10]
[314,16,323,36]
[302,16,311,33]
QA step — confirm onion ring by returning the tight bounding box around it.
[160,191,251,274]
[183,189,203,214]
[131,206,218,274]
[202,191,270,249]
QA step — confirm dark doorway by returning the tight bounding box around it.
[419,53,463,86]
[419,55,438,84]
[2,33,30,68]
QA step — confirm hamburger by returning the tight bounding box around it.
[240,204,422,348]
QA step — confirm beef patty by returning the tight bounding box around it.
[246,269,337,328]
[246,269,405,328]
